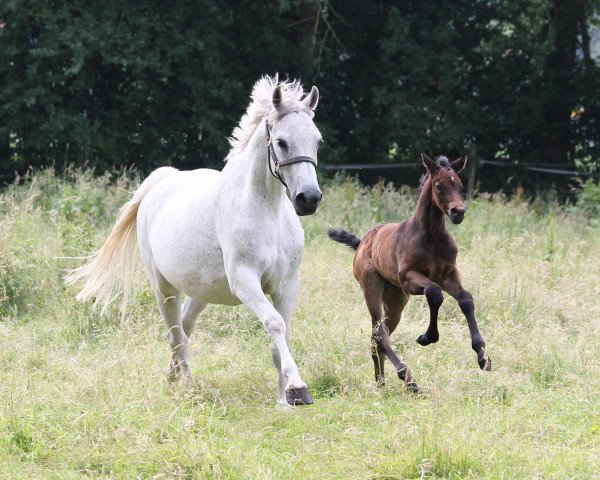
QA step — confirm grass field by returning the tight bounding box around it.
[1,170,599,479]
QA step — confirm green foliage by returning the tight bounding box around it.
[0,194,43,317]
[2,1,600,192]
[575,178,600,219]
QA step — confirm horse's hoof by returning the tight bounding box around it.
[167,363,180,382]
[397,369,420,393]
[285,386,313,406]
[479,354,492,371]
[405,381,421,394]
[416,333,438,346]
[276,400,292,411]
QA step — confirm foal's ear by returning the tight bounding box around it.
[303,86,319,110]
[422,153,439,174]
[451,154,467,173]
[272,85,283,110]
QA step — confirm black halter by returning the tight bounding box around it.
[265,120,317,188]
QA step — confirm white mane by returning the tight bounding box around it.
[225,74,315,162]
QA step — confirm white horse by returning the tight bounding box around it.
[66,75,323,407]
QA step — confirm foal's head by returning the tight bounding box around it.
[421,153,468,224]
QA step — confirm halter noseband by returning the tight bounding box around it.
[266,120,317,188]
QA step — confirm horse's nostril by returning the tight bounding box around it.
[295,192,307,205]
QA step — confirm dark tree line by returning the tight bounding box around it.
[1,0,599,192]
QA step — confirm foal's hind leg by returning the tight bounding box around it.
[371,283,406,385]
[401,271,443,346]
[359,269,419,392]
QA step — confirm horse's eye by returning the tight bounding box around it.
[435,182,443,192]
[277,139,288,150]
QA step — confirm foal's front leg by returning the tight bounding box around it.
[441,268,491,371]
[401,271,443,346]
[228,265,312,406]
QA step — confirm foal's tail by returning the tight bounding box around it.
[327,227,361,251]
[65,167,178,315]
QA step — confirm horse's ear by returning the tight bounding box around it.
[272,85,283,110]
[422,153,439,174]
[303,86,319,110]
[451,154,467,173]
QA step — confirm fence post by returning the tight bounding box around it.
[467,146,477,201]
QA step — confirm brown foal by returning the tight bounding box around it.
[328,154,491,392]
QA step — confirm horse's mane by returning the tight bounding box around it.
[418,156,451,191]
[225,74,315,162]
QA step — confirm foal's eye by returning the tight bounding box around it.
[435,182,443,192]
[276,139,288,150]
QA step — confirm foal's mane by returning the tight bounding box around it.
[225,74,315,162]
[418,156,451,191]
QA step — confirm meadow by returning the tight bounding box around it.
[1,169,599,479]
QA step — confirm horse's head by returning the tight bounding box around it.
[422,153,467,224]
[268,85,322,216]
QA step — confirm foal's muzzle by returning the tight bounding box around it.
[293,187,322,216]
[450,206,466,224]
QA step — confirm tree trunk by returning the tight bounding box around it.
[289,0,320,69]
[537,0,581,166]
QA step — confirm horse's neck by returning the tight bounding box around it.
[224,121,286,207]
[413,181,446,236]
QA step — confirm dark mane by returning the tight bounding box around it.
[418,156,451,191]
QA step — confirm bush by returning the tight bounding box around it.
[575,179,600,219]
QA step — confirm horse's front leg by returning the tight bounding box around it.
[441,268,491,371]
[228,265,312,406]
[271,272,300,408]
[401,271,443,346]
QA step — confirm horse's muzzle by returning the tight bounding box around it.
[294,187,322,216]
[450,206,466,224]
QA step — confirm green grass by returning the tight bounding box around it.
[1,169,599,479]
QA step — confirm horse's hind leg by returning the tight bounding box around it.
[155,287,193,382]
[181,297,207,338]
[146,266,192,382]
[359,269,419,392]
[371,283,407,385]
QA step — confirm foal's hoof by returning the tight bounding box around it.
[285,386,314,406]
[397,369,420,394]
[478,353,492,371]
[405,380,421,394]
[416,333,438,346]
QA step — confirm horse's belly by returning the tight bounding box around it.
[181,276,242,306]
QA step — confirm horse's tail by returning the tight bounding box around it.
[327,227,361,251]
[65,167,178,316]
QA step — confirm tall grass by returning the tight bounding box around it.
[0,169,599,479]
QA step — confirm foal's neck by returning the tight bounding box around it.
[414,180,446,236]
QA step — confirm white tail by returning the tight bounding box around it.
[65,167,178,315]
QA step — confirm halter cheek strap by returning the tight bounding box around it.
[266,120,317,188]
